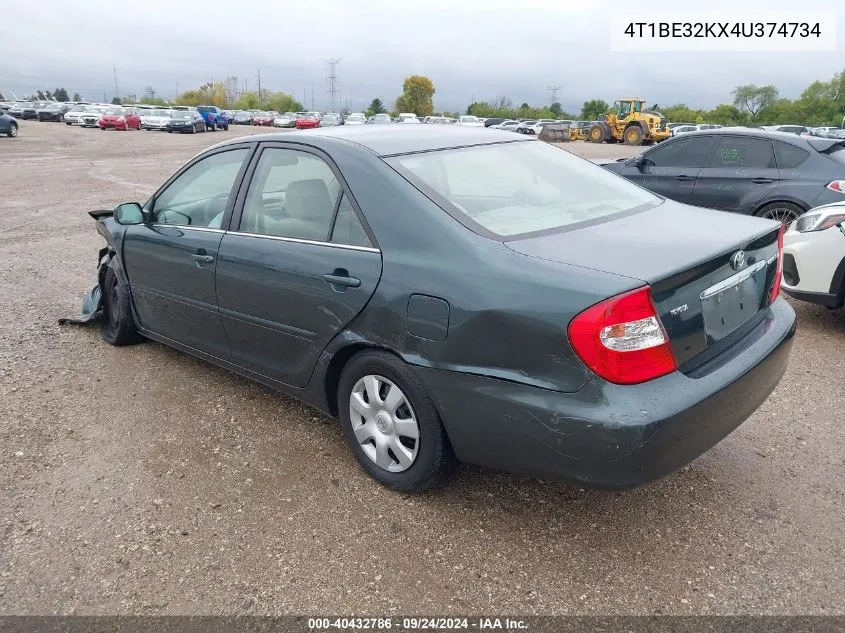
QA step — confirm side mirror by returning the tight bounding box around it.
[631,154,647,169]
[114,202,145,225]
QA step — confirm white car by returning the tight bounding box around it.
[65,105,106,127]
[272,113,297,128]
[492,120,521,131]
[523,119,558,135]
[672,125,699,136]
[344,113,366,125]
[781,202,845,308]
[456,115,485,127]
[140,108,173,130]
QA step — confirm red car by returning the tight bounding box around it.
[252,111,278,127]
[98,107,141,131]
[295,114,320,129]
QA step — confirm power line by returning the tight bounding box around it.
[548,85,561,104]
[325,59,341,113]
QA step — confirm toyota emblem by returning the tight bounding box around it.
[730,251,746,271]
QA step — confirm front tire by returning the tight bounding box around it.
[338,350,456,493]
[624,125,644,145]
[7,124,17,138]
[101,265,142,346]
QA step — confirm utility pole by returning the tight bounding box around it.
[311,85,314,111]
[548,85,561,105]
[113,66,119,101]
[257,70,262,106]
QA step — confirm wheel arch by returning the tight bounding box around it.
[322,340,410,417]
[829,254,845,305]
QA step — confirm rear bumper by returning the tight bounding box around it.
[416,298,796,488]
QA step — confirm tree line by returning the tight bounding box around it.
[8,67,842,127]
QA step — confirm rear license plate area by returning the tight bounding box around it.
[700,260,767,343]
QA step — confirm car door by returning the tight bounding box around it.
[690,135,780,214]
[620,134,714,204]
[215,144,383,388]
[122,145,252,357]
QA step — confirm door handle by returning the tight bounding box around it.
[751,178,774,184]
[323,271,361,288]
[191,254,214,264]
[675,175,695,182]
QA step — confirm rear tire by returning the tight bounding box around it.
[101,265,143,346]
[337,350,456,493]
[755,201,803,226]
[588,124,605,143]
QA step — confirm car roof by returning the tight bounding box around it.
[676,127,807,143]
[212,125,534,156]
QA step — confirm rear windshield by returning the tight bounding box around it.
[388,140,659,237]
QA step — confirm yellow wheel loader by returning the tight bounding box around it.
[587,98,671,145]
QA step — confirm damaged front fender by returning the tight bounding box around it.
[58,248,112,326]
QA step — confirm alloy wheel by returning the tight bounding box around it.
[9,125,17,137]
[348,375,420,473]
[762,207,799,226]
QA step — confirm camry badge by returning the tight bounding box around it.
[730,250,746,271]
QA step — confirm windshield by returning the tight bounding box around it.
[347,114,365,121]
[104,108,125,115]
[389,141,659,238]
[460,116,479,123]
[374,114,391,121]
[172,112,193,119]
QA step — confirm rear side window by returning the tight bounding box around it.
[646,136,712,168]
[706,136,775,169]
[773,141,810,169]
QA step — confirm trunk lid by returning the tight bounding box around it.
[505,200,782,372]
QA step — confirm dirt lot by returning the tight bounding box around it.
[0,122,843,616]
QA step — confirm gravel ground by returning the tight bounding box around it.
[0,122,843,616]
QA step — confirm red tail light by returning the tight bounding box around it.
[568,287,677,385]
[826,180,845,193]
[769,224,785,303]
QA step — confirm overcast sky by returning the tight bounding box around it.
[2,0,841,113]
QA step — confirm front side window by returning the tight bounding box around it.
[151,149,248,227]
[389,140,659,238]
[645,135,713,168]
[239,148,342,241]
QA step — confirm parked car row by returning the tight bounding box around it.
[0,101,232,135]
